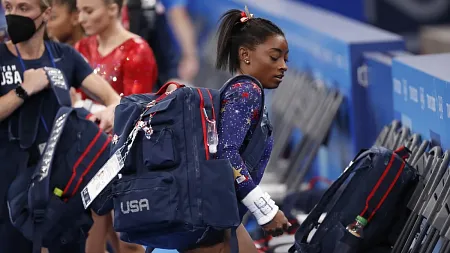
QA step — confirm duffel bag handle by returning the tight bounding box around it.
[156,81,185,95]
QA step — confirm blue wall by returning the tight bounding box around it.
[293,0,366,22]
[393,53,450,150]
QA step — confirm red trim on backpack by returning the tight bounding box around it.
[394,146,410,160]
[367,161,406,221]
[359,153,395,218]
[196,89,209,160]
[69,135,112,198]
[147,90,173,119]
[63,128,103,195]
[155,81,184,95]
[359,150,407,221]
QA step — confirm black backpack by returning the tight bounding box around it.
[290,146,418,253]
[6,67,111,252]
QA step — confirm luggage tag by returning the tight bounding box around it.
[81,124,143,209]
[81,102,156,209]
[81,149,124,209]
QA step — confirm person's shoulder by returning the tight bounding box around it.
[45,40,90,66]
[125,36,155,56]
[73,36,96,51]
[46,40,71,51]
[127,36,152,49]
[0,42,10,58]
[45,40,78,59]
[222,75,263,102]
[77,36,96,45]
[68,36,95,55]
[226,75,263,93]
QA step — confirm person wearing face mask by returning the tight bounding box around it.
[0,0,122,251]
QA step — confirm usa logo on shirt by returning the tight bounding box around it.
[1,65,22,86]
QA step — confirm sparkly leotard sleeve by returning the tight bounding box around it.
[217,78,274,201]
[121,41,158,95]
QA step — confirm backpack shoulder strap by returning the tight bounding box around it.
[27,68,74,253]
[220,75,266,170]
[28,105,72,253]
[44,67,72,107]
[27,67,73,205]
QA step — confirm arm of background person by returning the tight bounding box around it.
[69,46,120,131]
[149,12,180,86]
[162,0,199,81]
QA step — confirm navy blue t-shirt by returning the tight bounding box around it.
[0,41,93,159]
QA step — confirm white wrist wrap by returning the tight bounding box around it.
[242,186,279,225]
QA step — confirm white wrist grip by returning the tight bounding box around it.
[242,186,279,225]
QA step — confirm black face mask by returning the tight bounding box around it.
[6,13,45,44]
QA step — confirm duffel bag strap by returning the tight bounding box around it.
[155,81,185,95]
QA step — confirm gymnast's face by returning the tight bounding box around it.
[77,0,119,36]
[239,34,289,89]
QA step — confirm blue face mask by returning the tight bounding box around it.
[6,13,44,44]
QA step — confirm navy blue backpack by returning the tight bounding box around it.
[290,146,418,253]
[103,75,271,250]
[6,67,111,252]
